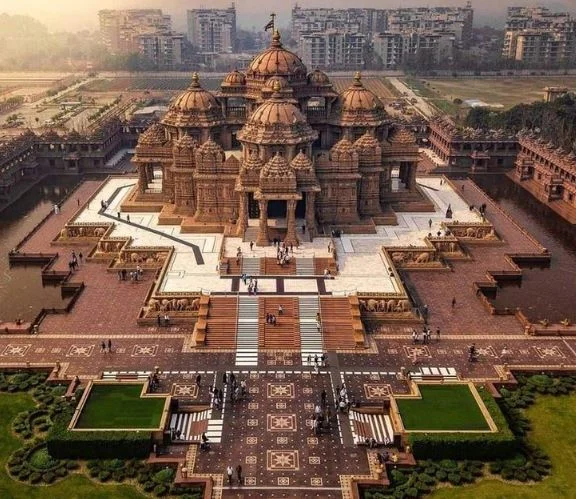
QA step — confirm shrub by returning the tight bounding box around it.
[47,414,152,459]
[435,469,447,481]
[447,472,462,485]
[112,470,126,482]
[98,470,111,482]
[42,472,56,484]
[29,447,59,470]
[144,481,156,492]
[55,467,68,477]
[154,484,168,496]
[154,467,175,484]
[18,468,31,481]
[29,471,42,484]
[66,460,79,470]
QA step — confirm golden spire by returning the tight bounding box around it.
[191,72,200,87]
[272,29,281,47]
[272,79,281,93]
[353,71,362,86]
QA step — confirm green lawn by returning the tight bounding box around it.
[76,384,165,429]
[431,393,576,498]
[0,392,145,499]
[397,384,490,431]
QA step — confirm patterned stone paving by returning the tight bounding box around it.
[4,177,576,497]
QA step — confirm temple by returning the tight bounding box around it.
[129,30,423,244]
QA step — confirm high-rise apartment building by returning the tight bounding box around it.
[137,33,184,69]
[98,9,172,54]
[502,7,576,64]
[386,5,474,49]
[187,5,237,54]
[298,31,365,69]
[291,5,387,40]
[373,31,456,68]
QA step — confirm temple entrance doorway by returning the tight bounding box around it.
[267,200,287,218]
[296,193,307,218]
[248,192,259,218]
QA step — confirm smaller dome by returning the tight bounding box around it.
[389,127,416,144]
[139,123,166,146]
[196,137,224,156]
[261,153,293,179]
[243,150,264,170]
[308,69,330,86]
[222,69,246,87]
[264,76,290,91]
[354,131,380,150]
[290,150,313,171]
[330,138,355,155]
[174,134,198,150]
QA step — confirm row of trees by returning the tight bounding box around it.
[465,95,576,153]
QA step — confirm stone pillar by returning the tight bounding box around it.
[285,199,298,246]
[305,192,317,239]
[146,164,154,183]
[138,164,147,194]
[236,192,248,236]
[256,200,269,246]
[408,162,417,191]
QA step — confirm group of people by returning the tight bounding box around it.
[99,339,113,353]
[240,275,258,294]
[116,266,143,282]
[225,464,243,486]
[312,389,332,436]
[276,242,294,266]
[156,314,170,327]
[68,250,82,272]
[147,372,160,391]
[265,313,278,325]
[411,326,440,344]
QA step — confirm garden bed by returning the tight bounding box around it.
[397,384,491,432]
[74,383,167,430]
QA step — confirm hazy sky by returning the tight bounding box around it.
[2,0,575,32]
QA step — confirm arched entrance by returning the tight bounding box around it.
[267,199,287,218]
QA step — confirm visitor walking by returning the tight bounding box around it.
[451,297,456,309]
[100,341,106,353]
[249,241,254,251]
[428,218,432,229]
[436,327,441,342]
[107,339,112,353]
[226,465,233,486]
[196,374,202,387]
[236,464,242,485]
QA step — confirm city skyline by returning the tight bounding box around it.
[2,0,575,32]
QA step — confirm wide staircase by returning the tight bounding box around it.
[242,226,259,243]
[262,257,296,276]
[295,258,315,276]
[235,296,259,366]
[320,297,357,350]
[349,409,395,446]
[298,296,324,364]
[258,297,300,350]
[241,257,261,277]
[204,297,237,349]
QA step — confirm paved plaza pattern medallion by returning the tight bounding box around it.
[66,344,94,357]
[1,344,31,357]
[267,450,300,471]
[267,383,295,398]
[364,383,392,399]
[172,384,198,398]
[131,344,158,357]
[267,414,297,432]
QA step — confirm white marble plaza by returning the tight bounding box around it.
[71,176,480,296]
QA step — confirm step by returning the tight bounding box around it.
[241,257,261,276]
[295,258,315,276]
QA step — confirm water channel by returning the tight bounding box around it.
[472,174,576,323]
[0,177,78,322]
[0,174,574,324]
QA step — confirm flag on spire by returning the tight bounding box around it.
[264,13,275,32]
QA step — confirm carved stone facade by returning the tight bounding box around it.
[132,30,422,245]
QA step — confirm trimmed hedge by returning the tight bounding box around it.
[47,413,152,459]
[407,387,518,460]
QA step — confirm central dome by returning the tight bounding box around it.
[238,83,317,146]
[247,30,307,82]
